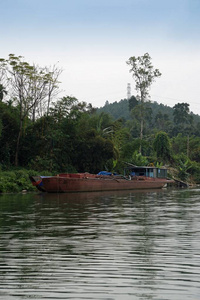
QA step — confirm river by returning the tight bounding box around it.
[0,188,200,299]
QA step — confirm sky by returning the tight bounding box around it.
[1,0,200,114]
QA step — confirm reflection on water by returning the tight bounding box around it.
[0,188,200,299]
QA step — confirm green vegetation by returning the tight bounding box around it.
[0,169,52,193]
[1,53,200,192]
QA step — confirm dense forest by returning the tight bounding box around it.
[1,54,200,192]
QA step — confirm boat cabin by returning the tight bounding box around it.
[125,166,168,179]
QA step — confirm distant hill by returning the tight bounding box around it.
[97,98,200,124]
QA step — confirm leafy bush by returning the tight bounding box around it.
[186,162,200,183]
[0,174,19,193]
[0,168,52,193]
[131,151,149,166]
[173,154,192,181]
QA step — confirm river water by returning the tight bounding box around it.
[0,188,200,300]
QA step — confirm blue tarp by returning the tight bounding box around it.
[97,171,112,176]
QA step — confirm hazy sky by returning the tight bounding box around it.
[1,0,200,114]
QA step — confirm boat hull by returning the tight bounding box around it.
[41,174,172,193]
[29,176,46,192]
[29,175,51,192]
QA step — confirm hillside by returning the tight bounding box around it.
[97,98,200,124]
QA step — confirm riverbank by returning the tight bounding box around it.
[0,167,195,193]
[0,169,52,193]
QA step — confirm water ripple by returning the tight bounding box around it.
[0,189,200,299]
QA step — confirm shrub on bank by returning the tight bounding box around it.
[0,169,52,193]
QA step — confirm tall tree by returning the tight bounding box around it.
[0,58,7,87]
[153,131,171,163]
[173,103,193,156]
[0,84,7,101]
[1,54,61,166]
[126,53,161,151]
[130,102,153,140]
[173,103,192,126]
[45,64,63,116]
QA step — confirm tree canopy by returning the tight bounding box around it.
[126,53,161,102]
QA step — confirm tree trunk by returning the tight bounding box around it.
[187,135,189,157]
[139,118,144,154]
[15,119,23,166]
